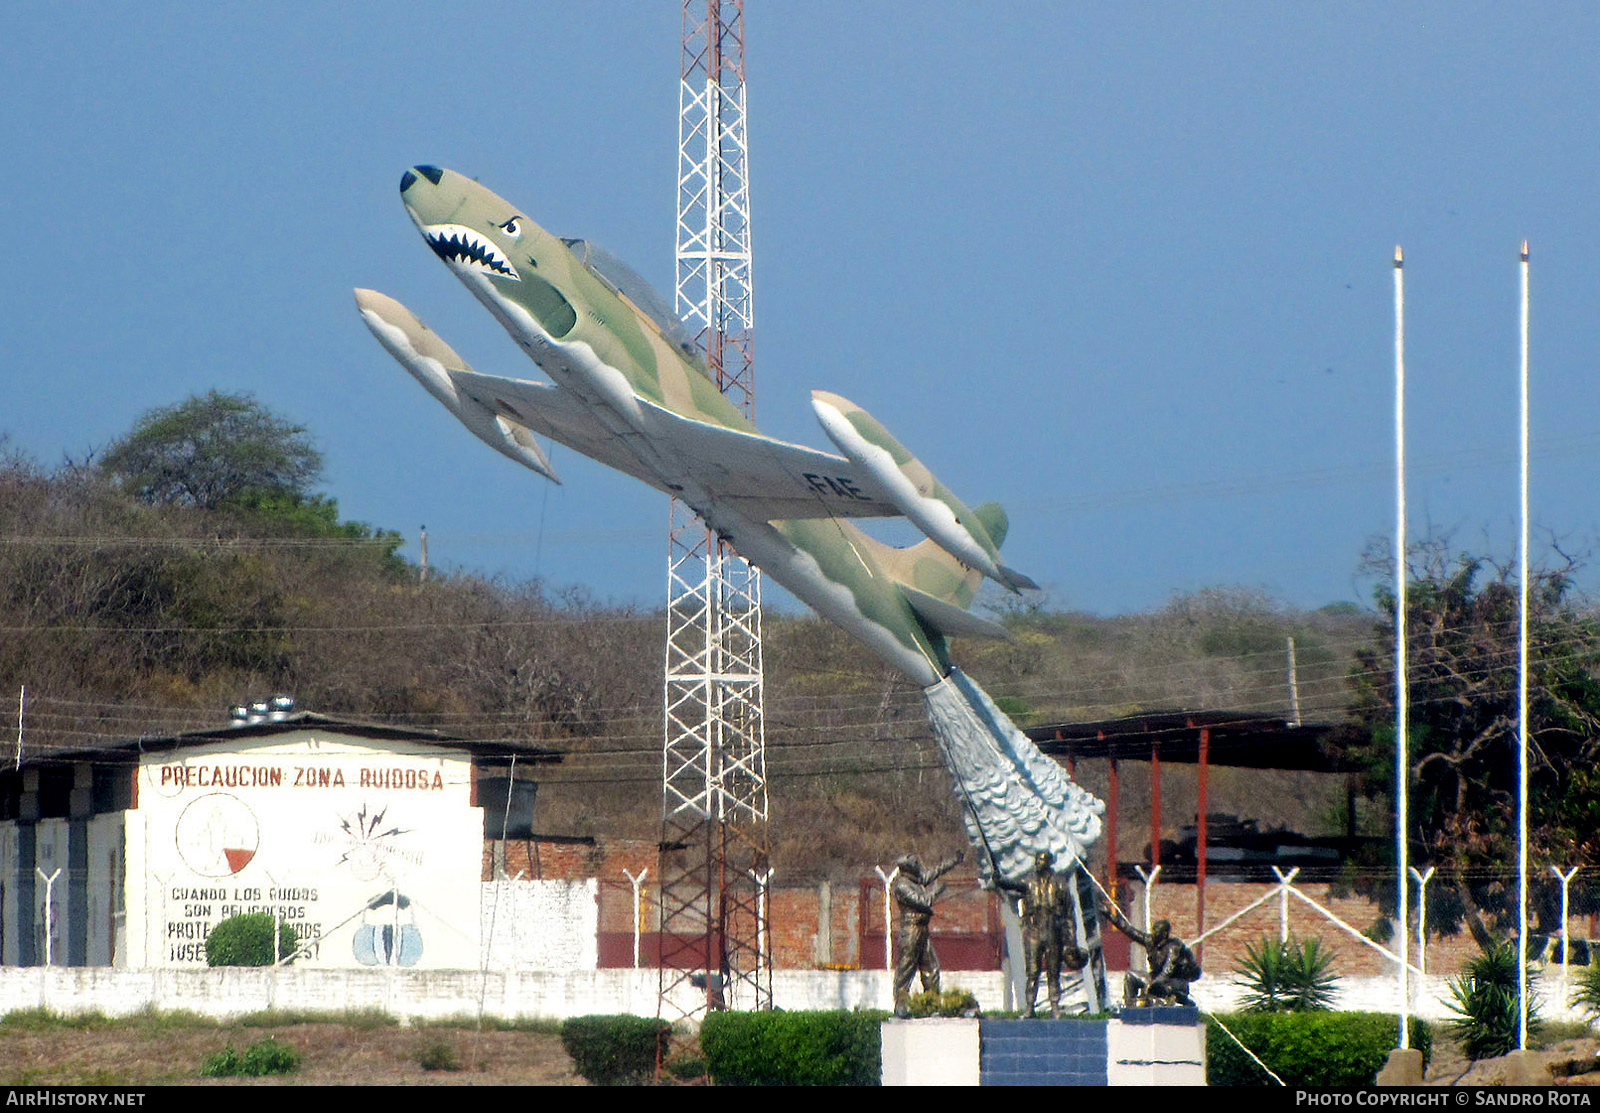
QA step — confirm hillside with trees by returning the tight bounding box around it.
[0,392,1529,886]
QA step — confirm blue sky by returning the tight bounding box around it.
[6,3,1599,615]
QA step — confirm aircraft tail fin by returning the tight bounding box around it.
[837,523,1011,642]
[971,502,1009,548]
[967,504,1038,592]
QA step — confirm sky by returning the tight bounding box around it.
[6,2,1600,617]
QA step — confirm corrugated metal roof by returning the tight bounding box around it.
[21,711,563,768]
[1025,709,1359,772]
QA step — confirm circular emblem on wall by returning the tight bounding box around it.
[175,792,260,876]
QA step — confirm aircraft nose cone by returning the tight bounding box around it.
[400,165,445,194]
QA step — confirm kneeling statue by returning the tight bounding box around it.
[1101,903,1201,1007]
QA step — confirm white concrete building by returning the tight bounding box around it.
[0,711,556,970]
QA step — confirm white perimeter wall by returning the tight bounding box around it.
[0,966,923,1021]
[4,968,1588,1025]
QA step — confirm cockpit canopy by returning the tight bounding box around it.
[562,238,704,365]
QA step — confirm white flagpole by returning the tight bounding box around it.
[1394,245,1411,1049]
[1518,241,1531,1050]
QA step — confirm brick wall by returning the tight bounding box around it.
[485,836,655,887]
[1138,879,1500,978]
[487,839,1561,978]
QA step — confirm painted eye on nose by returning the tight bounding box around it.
[498,217,523,239]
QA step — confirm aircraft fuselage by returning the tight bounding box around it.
[390,165,953,685]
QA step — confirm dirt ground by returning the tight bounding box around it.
[0,1021,586,1086]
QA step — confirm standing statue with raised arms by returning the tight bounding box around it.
[890,851,964,1017]
[995,850,1088,1018]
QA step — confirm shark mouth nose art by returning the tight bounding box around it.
[421,224,521,281]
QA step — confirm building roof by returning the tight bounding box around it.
[23,711,563,769]
[1025,709,1358,773]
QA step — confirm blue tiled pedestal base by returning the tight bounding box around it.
[980,1018,1109,1086]
[881,1007,1205,1087]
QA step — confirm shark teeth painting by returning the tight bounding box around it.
[421,224,520,281]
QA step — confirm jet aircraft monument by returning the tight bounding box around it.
[356,165,1103,887]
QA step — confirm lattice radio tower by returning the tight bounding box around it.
[658,0,772,1020]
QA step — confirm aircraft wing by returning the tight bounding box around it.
[449,369,901,521]
[448,369,658,487]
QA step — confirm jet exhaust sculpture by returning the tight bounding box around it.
[356,165,1104,889]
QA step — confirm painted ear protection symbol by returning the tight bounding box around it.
[353,891,423,967]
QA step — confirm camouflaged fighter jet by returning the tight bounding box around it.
[356,166,1104,895]
[357,165,1037,689]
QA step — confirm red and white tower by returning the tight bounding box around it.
[658,0,772,1020]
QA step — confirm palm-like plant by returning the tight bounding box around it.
[1445,940,1542,1060]
[1569,961,1600,1027]
[1233,936,1341,1012]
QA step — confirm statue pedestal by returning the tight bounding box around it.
[1106,1006,1206,1086]
[880,1018,982,1086]
[881,1008,1205,1087]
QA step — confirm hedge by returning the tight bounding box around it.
[558,1014,670,1085]
[700,1009,887,1086]
[1206,1011,1432,1087]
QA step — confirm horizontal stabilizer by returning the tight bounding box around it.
[998,565,1039,593]
[968,503,1038,591]
[900,585,1013,641]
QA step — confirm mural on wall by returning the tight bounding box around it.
[329,802,411,882]
[124,733,482,969]
[353,890,422,967]
[174,793,259,877]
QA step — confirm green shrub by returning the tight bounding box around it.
[558,1014,669,1085]
[906,987,980,1018]
[1233,936,1341,1012]
[204,913,299,967]
[199,1037,300,1078]
[700,1010,885,1086]
[1206,1012,1431,1087]
[416,1037,462,1072]
[1445,940,1542,1059]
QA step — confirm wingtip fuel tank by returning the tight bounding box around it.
[810,391,1038,594]
[354,288,559,483]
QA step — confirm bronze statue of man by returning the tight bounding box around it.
[1101,904,1201,1007]
[891,850,964,1017]
[996,850,1087,1018]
